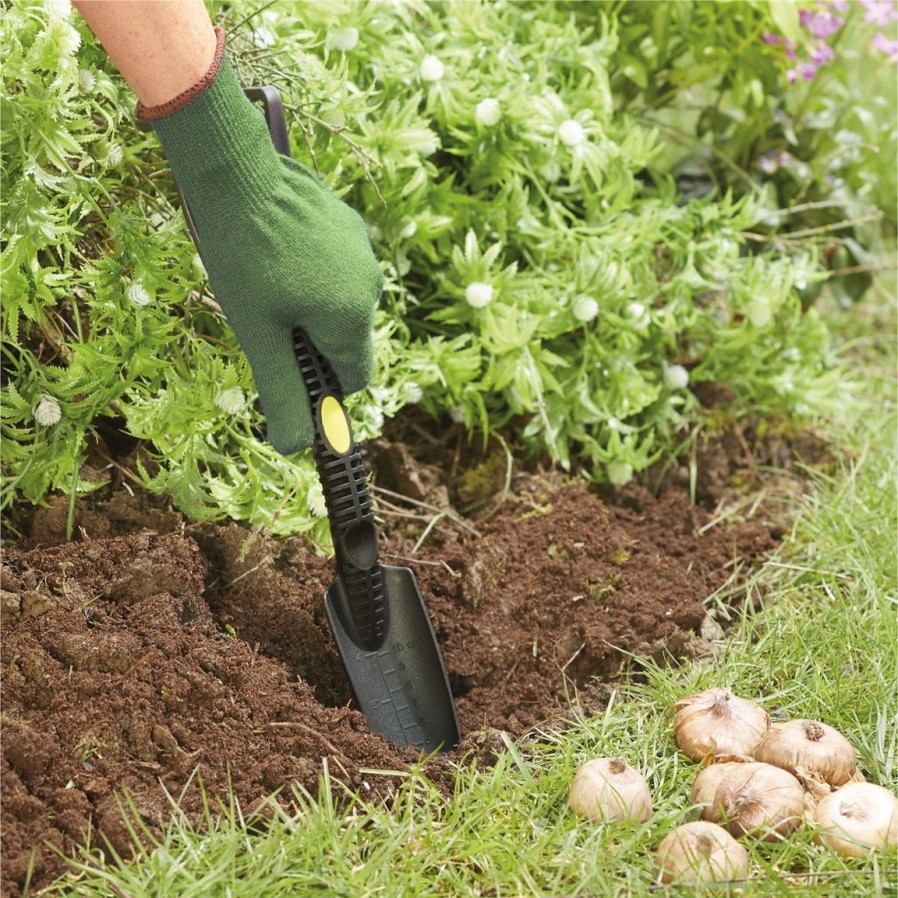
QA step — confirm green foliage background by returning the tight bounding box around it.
[2,0,895,540]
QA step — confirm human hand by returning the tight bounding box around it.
[145,37,382,454]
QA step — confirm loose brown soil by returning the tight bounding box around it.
[0,432,787,897]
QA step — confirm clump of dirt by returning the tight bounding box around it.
[1,463,777,896]
[418,481,774,734]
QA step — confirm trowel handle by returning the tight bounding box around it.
[293,330,387,648]
[292,330,376,537]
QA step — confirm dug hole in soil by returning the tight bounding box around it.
[1,426,787,896]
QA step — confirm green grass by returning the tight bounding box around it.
[46,359,898,895]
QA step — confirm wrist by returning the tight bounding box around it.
[136,26,226,120]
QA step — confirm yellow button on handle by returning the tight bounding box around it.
[319,394,352,456]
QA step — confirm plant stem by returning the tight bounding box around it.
[65,451,80,542]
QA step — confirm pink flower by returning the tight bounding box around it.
[860,0,897,26]
[871,30,898,58]
[829,0,848,10]
[800,10,844,39]
[762,32,782,44]
[812,44,835,65]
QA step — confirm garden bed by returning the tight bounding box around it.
[0,421,799,897]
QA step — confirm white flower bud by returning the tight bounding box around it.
[45,0,71,20]
[307,481,327,518]
[449,405,466,424]
[465,281,493,308]
[327,27,359,52]
[626,301,650,329]
[105,143,123,168]
[400,219,418,238]
[127,281,151,307]
[475,98,502,127]
[558,119,586,147]
[78,68,95,93]
[368,406,385,431]
[541,161,562,183]
[420,55,445,82]
[664,364,690,390]
[251,27,276,48]
[214,387,246,415]
[33,393,62,427]
[572,295,599,322]
[405,382,423,404]
[59,22,81,56]
[607,461,633,486]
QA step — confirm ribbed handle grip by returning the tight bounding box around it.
[293,330,386,650]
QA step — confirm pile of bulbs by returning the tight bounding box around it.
[568,688,898,885]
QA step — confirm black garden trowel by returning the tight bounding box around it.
[171,86,460,752]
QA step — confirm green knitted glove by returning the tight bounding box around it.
[142,33,382,455]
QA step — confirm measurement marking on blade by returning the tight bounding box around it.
[369,648,427,740]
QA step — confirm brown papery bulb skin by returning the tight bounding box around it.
[655,821,750,885]
[815,782,898,858]
[754,719,857,787]
[568,757,653,824]
[673,688,770,762]
[706,762,805,842]
[691,762,746,809]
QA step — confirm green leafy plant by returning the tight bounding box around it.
[3,0,882,539]
[600,0,897,305]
